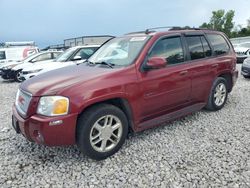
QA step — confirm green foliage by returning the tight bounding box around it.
[199,9,250,38]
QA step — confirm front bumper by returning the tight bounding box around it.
[20,72,37,81]
[1,69,16,80]
[241,64,250,77]
[12,106,78,146]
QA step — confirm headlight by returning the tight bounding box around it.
[37,96,69,116]
[243,58,250,65]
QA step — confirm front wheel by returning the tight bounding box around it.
[14,70,23,82]
[205,77,228,111]
[76,104,128,160]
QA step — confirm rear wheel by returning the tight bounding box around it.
[14,70,22,82]
[76,104,128,160]
[205,77,228,111]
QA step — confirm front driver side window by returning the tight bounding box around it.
[149,37,184,65]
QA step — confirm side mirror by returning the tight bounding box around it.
[72,55,82,61]
[144,57,166,70]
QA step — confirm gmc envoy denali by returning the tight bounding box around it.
[12,27,238,160]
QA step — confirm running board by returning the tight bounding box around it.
[138,103,205,130]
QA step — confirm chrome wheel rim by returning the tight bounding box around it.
[17,72,22,81]
[214,83,226,106]
[90,115,123,153]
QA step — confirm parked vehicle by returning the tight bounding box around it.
[234,42,250,63]
[12,28,238,160]
[1,51,62,82]
[0,41,38,64]
[20,45,100,81]
[241,57,250,78]
[0,42,39,75]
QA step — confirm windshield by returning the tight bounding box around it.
[239,43,250,48]
[54,47,76,62]
[88,36,150,67]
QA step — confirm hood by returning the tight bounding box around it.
[23,61,74,72]
[0,61,20,69]
[12,59,54,71]
[12,62,32,70]
[20,64,117,96]
[234,47,249,53]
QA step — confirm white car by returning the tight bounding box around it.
[20,45,100,81]
[234,42,250,63]
[1,51,62,82]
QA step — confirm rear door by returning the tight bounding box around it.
[184,34,214,103]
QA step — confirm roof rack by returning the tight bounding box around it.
[125,26,215,35]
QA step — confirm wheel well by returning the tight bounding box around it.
[77,98,134,131]
[218,73,233,93]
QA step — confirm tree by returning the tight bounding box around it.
[200,9,235,37]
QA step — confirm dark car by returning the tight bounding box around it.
[12,27,238,160]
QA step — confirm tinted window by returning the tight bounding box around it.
[207,34,230,55]
[201,36,212,57]
[0,51,6,60]
[186,36,204,60]
[149,37,184,65]
[186,36,212,60]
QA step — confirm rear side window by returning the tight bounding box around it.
[201,36,212,57]
[149,37,184,65]
[0,51,6,60]
[32,53,52,62]
[206,34,230,55]
[53,52,61,59]
[186,36,212,60]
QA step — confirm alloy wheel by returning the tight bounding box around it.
[90,115,123,153]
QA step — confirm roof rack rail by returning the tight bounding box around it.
[125,27,216,35]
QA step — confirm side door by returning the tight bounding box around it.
[138,35,192,119]
[183,34,215,103]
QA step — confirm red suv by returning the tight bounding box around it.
[12,27,238,160]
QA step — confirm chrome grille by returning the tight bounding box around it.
[15,89,32,116]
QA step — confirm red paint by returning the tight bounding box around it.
[13,30,238,146]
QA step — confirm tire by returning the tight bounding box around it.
[243,75,250,79]
[76,104,128,160]
[205,77,228,111]
[14,70,22,82]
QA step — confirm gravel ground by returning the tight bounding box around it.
[0,65,250,187]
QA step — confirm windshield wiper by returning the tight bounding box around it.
[86,60,114,68]
[94,61,114,68]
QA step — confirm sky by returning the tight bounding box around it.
[0,0,249,48]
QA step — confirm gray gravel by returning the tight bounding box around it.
[0,65,250,187]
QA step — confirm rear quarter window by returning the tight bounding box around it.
[206,34,230,55]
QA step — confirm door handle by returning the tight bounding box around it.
[179,70,188,76]
[212,64,218,68]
